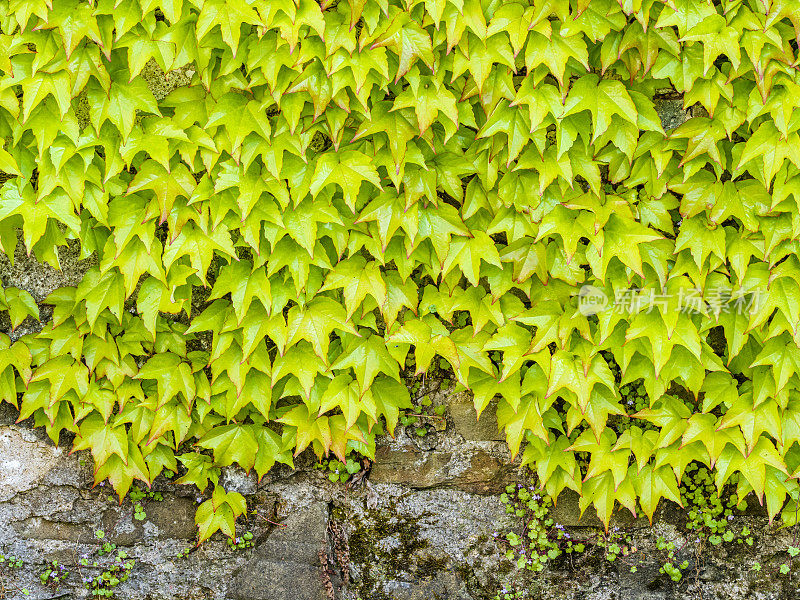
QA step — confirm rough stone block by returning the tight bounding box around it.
[0,233,95,303]
[227,501,329,600]
[370,446,513,494]
[0,426,69,502]
[381,570,472,600]
[146,496,199,540]
[654,97,688,131]
[13,517,88,542]
[228,560,327,600]
[449,393,504,442]
[220,466,258,495]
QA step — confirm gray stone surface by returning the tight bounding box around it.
[218,466,258,496]
[0,421,797,600]
[0,428,75,502]
[0,233,95,303]
[370,386,516,495]
[654,97,689,132]
[449,392,505,442]
[141,59,195,101]
[370,444,514,494]
[228,500,328,600]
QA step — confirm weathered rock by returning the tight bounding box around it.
[381,570,472,600]
[145,496,198,540]
[102,506,146,546]
[12,518,88,543]
[12,486,81,520]
[449,393,504,442]
[370,445,513,494]
[654,97,688,131]
[220,466,258,495]
[0,233,95,304]
[0,427,70,502]
[141,58,195,101]
[229,560,326,600]
[616,559,666,600]
[228,501,329,600]
[342,485,510,600]
[0,422,799,600]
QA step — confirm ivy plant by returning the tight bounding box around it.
[0,0,799,541]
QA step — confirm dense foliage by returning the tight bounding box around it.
[0,0,799,539]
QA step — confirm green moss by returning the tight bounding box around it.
[454,563,490,600]
[496,560,514,577]
[140,59,193,100]
[73,90,91,129]
[345,500,433,598]
[415,554,449,578]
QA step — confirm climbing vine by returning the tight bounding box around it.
[0,0,799,540]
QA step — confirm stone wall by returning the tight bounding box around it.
[0,397,798,600]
